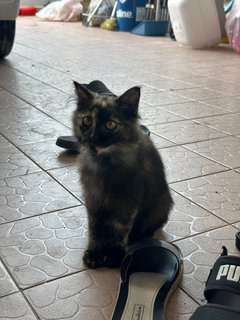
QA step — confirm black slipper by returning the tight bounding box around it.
[111,239,183,320]
[82,80,116,96]
[189,246,240,320]
[56,135,80,153]
[56,80,150,152]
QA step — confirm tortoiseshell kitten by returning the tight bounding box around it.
[73,81,173,268]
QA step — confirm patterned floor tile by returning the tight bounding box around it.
[141,91,191,107]
[176,225,239,302]
[48,166,83,201]
[25,268,119,320]
[0,14,239,320]
[171,170,240,223]
[150,133,175,149]
[0,88,35,122]
[0,117,72,147]
[25,269,198,320]
[20,140,77,171]
[0,64,72,118]
[55,115,73,128]
[195,113,240,135]
[157,192,226,242]
[148,120,226,145]
[0,261,18,297]
[0,171,80,224]
[159,101,225,119]
[203,96,240,113]
[3,53,75,95]
[181,75,230,88]
[139,106,184,125]
[175,87,229,101]
[233,222,240,229]
[0,135,40,179]
[160,146,226,183]
[204,83,240,98]
[139,75,198,92]
[0,292,37,319]
[165,288,200,320]
[185,136,240,169]
[0,206,87,288]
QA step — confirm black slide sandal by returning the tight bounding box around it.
[111,239,183,320]
[56,80,150,152]
[189,305,240,320]
[56,135,79,153]
[189,246,240,320]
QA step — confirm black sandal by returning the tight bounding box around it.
[189,246,240,320]
[56,80,150,153]
[111,239,183,320]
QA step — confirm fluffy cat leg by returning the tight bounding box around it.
[83,214,135,268]
[128,192,173,245]
[83,222,106,268]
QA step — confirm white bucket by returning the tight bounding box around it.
[168,0,225,49]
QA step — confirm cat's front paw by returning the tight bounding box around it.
[83,250,105,269]
[105,247,125,268]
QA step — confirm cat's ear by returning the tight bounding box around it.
[117,87,140,115]
[73,81,93,103]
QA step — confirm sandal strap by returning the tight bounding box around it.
[120,239,182,283]
[190,304,240,320]
[204,254,240,301]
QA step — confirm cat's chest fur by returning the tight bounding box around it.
[79,144,143,207]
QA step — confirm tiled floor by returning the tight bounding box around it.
[0,17,240,320]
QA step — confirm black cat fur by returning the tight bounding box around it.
[73,81,173,268]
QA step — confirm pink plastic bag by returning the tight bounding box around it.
[225,0,240,54]
[36,0,83,22]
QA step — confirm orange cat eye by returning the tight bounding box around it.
[82,116,93,127]
[105,120,118,130]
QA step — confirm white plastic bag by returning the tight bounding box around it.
[225,0,240,54]
[36,0,83,22]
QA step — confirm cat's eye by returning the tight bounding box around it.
[82,116,93,127]
[105,120,118,130]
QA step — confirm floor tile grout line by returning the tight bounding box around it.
[170,185,239,226]
[141,98,195,107]
[168,168,231,184]
[177,286,202,306]
[0,133,78,180]
[7,50,87,87]
[46,170,85,204]
[21,291,41,320]
[0,85,73,130]
[20,266,90,292]
[0,256,41,319]
[171,223,230,244]
[0,203,84,229]
[1,58,74,96]
[152,133,239,171]
[180,143,240,172]
[17,144,78,173]
[0,132,55,172]
[151,129,232,146]
[155,106,240,121]
[231,224,240,232]
[2,65,239,136]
